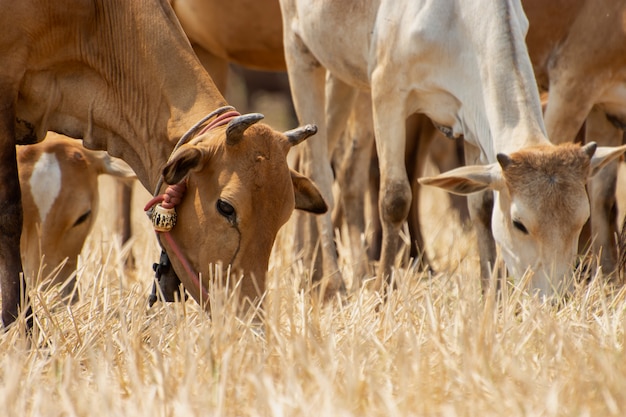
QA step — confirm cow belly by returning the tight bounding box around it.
[289,0,376,89]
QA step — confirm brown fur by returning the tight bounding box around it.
[0,0,324,327]
[172,0,286,91]
[19,134,135,300]
[501,144,590,218]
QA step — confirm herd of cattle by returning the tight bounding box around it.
[2,0,626,328]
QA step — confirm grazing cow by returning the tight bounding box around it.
[117,0,293,276]
[523,0,626,273]
[400,1,626,278]
[19,133,136,299]
[169,0,347,295]
[279,0,626,296]
[0,0,325,327]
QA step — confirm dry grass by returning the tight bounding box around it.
[3,91,626,416]
[1,172,626,417]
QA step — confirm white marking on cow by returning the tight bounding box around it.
[29,152,61,224]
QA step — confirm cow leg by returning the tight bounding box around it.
[586,106,622,275]
[332,91,374,290]
[0,97,30,328]
[464,142,497,293]
[116,182,133,245]
[116,181,135,268]
[367,145,382,261]
[325,74,358,152]
[289,148,324,284]
[370,79,411,291]
[429,137,469,223]
[282,30,346,297]
[405,114,437,268]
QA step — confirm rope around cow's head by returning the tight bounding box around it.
[144,105,242,303]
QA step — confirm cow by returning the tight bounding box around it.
[279,0,626,297]
[167,0,347,296]
[0,0,326,327]
[398,0,626,281]
[19,133,136,300]
[117,0,293,275]
[523,0,626,274]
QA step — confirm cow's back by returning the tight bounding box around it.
[174,0,286,70]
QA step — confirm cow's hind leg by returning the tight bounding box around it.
[464,142,497,293]
[329,86,374,290]
[282,28,346,298]
[404,114,438,269]
[0,97,30,328]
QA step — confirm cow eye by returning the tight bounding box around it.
[73,210,92,227]
[216,199,236,222]
[512,219,529,235]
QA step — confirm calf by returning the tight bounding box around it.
[18,133,135,299]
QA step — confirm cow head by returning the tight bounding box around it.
[419,142,626,298]
[157,114,326,308]
[19,134,136,299]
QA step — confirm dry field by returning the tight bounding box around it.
[2,90,626,417]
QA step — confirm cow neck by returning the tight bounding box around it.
[144,107,241,302]
[467,1,549,158]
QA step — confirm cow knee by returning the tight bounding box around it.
[380,180,411,226]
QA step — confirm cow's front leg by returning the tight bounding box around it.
[0,100,29,328]
[370,81,411,291]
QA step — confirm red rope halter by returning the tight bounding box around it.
[144,107,241,302]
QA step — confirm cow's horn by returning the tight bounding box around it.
[284,124,318,146]
[581,141,597,158]
[225,113,264,145]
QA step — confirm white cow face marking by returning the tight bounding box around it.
[29,152,61,224]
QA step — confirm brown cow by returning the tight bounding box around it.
[0,0,325,327]
[19,133,136,300]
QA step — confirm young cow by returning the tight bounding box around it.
[18,133,136,300]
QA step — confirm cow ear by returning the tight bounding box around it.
[89,151,137,181]
[162,147,204,185]
[291,169,328,214]
[588,143,626,178]
[419,163,503,195]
